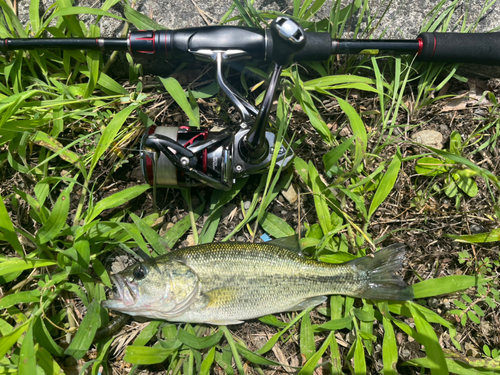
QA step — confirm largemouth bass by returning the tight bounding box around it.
[102,238,413,325]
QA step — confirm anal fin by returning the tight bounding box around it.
[204,319,244,325]
[283,296,327,312]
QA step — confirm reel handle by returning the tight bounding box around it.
[240,17,306,161]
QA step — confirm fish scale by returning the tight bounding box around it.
[102,240,413,325]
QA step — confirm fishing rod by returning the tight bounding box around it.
[2,17,500,190]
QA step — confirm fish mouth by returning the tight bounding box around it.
[102,274,137,310]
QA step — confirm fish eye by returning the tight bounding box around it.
[133,264,148,280]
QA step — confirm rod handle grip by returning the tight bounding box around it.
[417,32,500,65]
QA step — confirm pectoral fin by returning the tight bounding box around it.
[204,287,239,308]
[283,296,327,312]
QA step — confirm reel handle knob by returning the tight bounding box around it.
[269,17,306,66]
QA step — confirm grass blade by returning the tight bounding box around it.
[18,321,36,375]
[178,328,223,350]
[368,148,402,219]
[382,317,398,375]
[0,259,56,277]
[84,25,101,98]
[36,347,64,375]
[259,212,295,238]
[200,346,215,375]
[236,342,298,367]
[256,308,312,355]
[0,193,24,257]
[31,131,84,173]
[353,336,367,374]
[297,331,333,375]
[300,312,315,362]
[89,104,138,176]
[408,302,449,375]
[0,290,40,309]
[86,185,150,224]
[92,258,112,288]
[329,334,342,374]
[46,6,126,26]
[36,184,72,244]
[129,212,169,255]
[33,317,64,357]
[29,0,40,34]
[65,299,101,360]
[335,96,367,166]
[323,137,354,175]
[0,321,30,360]
[200,346,216,375]
[413,275,488,299]
[124,346,175,365]
[123,3,167,29]
[159,77,200,128]
[221,326,244,375]
[309,161,332,235]
[447,228,500,243]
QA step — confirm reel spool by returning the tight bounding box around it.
[140,125,233,189]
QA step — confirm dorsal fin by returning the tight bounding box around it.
[268,234,303,256]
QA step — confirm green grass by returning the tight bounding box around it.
[1,0,500,374]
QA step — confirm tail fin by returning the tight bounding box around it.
[348,244,414,301]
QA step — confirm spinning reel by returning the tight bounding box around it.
[140,17,304,190]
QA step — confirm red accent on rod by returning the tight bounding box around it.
[417,38,423,55]
[431,35,437,58]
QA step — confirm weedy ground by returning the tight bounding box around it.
[0,0,499,374]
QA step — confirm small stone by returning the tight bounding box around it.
[401,349,411,358]
[428,298,440,308]
[411,130,444,149]
[470,224,487,234]
[185,234,196,247]
[442,299,451,310]
[339,127,351,137]
[282,183,298,204]
[244,201,251,210]
[152,216,166,228]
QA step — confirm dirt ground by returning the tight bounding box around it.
[2,59,500,373]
